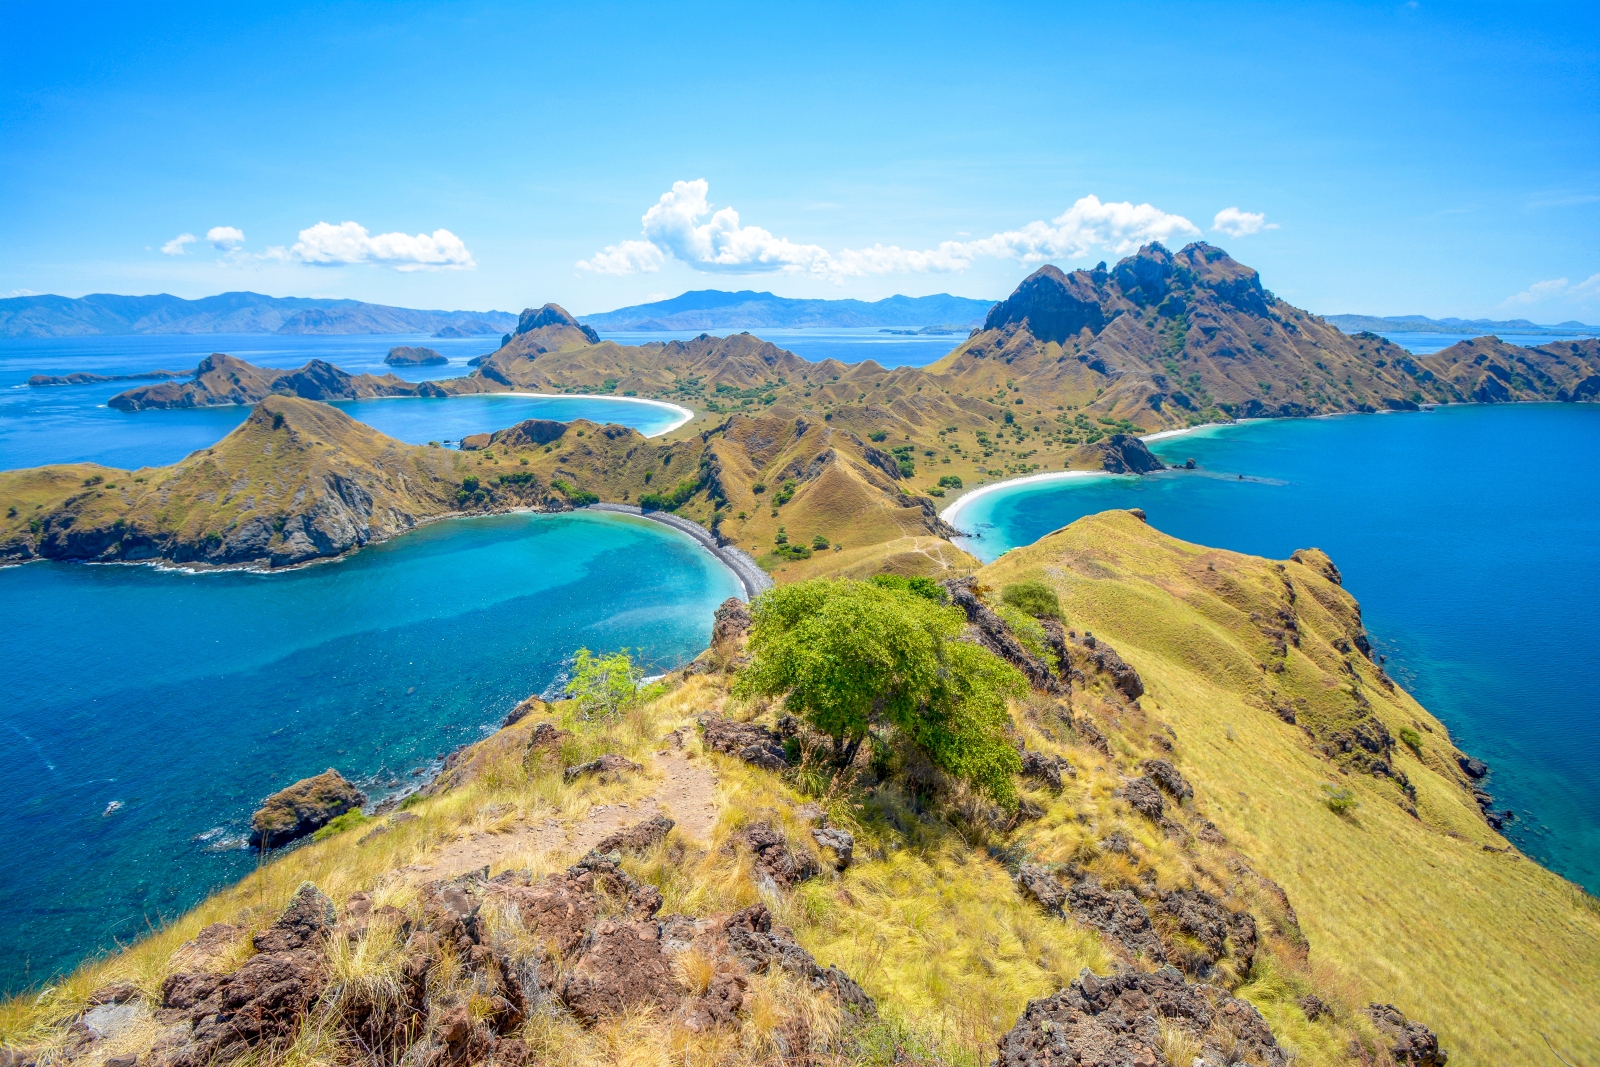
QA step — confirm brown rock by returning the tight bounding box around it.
[563,753,642,783]
[1064,880,1168,964]
[739,822,820,889]
[1139,758,1192,800]
[1365,1004,1449,1065]
[995,967,1285,1067]
[1021,749,1075,791]
[558,919,677,1022]
[249,769,366,848]
[711,597,751,645]
[593,813,675,855]
[699,715,788,769]
[1122,776,1164,819]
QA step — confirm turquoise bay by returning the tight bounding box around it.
[0,511,741,992]
[947,403,1600,895]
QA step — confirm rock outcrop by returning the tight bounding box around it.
[699,714,788,769]
[108,353,423,410]
[995,967,1286,1067]
[1365,1003,1449,1065]
[384,345,448,365]
[248,769,365,848]
[943,576,1062,692]
[1066,433,1165,474]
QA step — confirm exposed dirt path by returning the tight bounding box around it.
[402,747,719,884]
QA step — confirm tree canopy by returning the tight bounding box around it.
[735,578,1025,801]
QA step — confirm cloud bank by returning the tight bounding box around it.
[1501,273,1600,308]
[207,226,245,250]
[1211,207,1278,237]
[161,233,196,256]
[289,222,475,271]
[579,180,1207,279]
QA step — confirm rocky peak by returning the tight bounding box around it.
[517,303,601,344]
[1111,242,1178,305]
[982,264,1108,344]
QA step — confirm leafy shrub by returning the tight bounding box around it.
[811,534,830,549]
[1000,580,1061,619]
[564,648,642,719]
[938,474,964,488]
[311,808,370,842]
[868,430,888,442]
[1322,784,1359,816]
[869,574,947,603]
[1398,726,1423,755]
[640,475,701,512]
[497,471,536,487]
[773,479,797,506]
[995,602,1053,668]
[460,475,480,493]
[770,543,813,561]
[737,578,1026,801]
[551,479,599,506]
[752,482,767,494]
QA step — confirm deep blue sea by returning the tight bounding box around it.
[0,510,742,992]
[0,334,688,470]
[946,403,1600,894]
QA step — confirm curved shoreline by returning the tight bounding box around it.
[940,469,1117,530]
[329,391,696,438]
[585,503,772,600]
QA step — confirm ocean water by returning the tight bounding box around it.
[946,403,1600,894]
[0,510,742,991]
[0,334,688,470]
[1367,329,1593,355]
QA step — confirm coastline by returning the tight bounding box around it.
[327,390,696,438]
[585,502,772,599]
[940,469,1116,530]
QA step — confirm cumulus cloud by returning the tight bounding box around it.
[1501,274,1600,307]
[207,226,245,250]
[161,233,197,256]
[1211,207,1278,237]
[289,221,475,271]
[578,181,1201,279]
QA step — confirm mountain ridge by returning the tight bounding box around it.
[1325,312,1598,336]
[581,289,996,330]
[0,291,515,338]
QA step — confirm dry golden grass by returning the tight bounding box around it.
[980,510,1600,1066]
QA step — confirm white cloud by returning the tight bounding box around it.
[6,288,40,297]
[289,221,475,271]
[1502,274,1600,307]
[161,233,196,256]
[579,181,1201,279]
[207,226,245,250]
[1211,207,1278,237]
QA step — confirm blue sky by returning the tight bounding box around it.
[2,1,1596,320]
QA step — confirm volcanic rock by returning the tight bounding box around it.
[249,769,366,848]
[1365,1003,1449,1065]
[699,714,788,769]
[384,345,448,366]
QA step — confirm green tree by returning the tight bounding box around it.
[564,648,642,719]
[736,579,1025,801]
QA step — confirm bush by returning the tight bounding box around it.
[737,578,1026,801]
[552,479,599,506]
[868,430,888,442]
[1322,784,1359,816]
[311,808,369,842]
[1000,580,1061,619]
[811,534,830,549]
[938,474,964,489]
[774,479,797,506]
[1398,726,1423,755]
[564,648,642,719]
[640,475,701,512]
[869,574,947,603]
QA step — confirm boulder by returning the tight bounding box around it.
[811,826,855,869]
[739,822,820,889]
[995,967,1286,1067]
[1122,776,1164,819]
[563,754,642,783]
[249,769,366,848]
[593,814,675,855]
[1457,754,1489,779]
[699,714,788,769]
[1064,879,1168,964]
[1140,758,1192,800]
[1365,1003,1449,1065]
[1021,749,1075,791]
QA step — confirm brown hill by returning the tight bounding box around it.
[1412,335,1600,403]
[108,353,422,410]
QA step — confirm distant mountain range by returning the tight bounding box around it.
[1326,313,1597,337]
[0,292,515,338]
[580,289,996,331]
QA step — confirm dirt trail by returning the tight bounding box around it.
[402,748,719,884]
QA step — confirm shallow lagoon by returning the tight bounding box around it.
[946,403,1600,895]
[0,510,742,991]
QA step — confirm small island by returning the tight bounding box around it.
[385,345,449,366]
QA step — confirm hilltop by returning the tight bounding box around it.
[581,289,994,331]
[0,291,514,338]
[2,513,1593,1067]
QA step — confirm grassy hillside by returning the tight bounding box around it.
[979,511,1600,1065]
[8,517,1591,1066]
